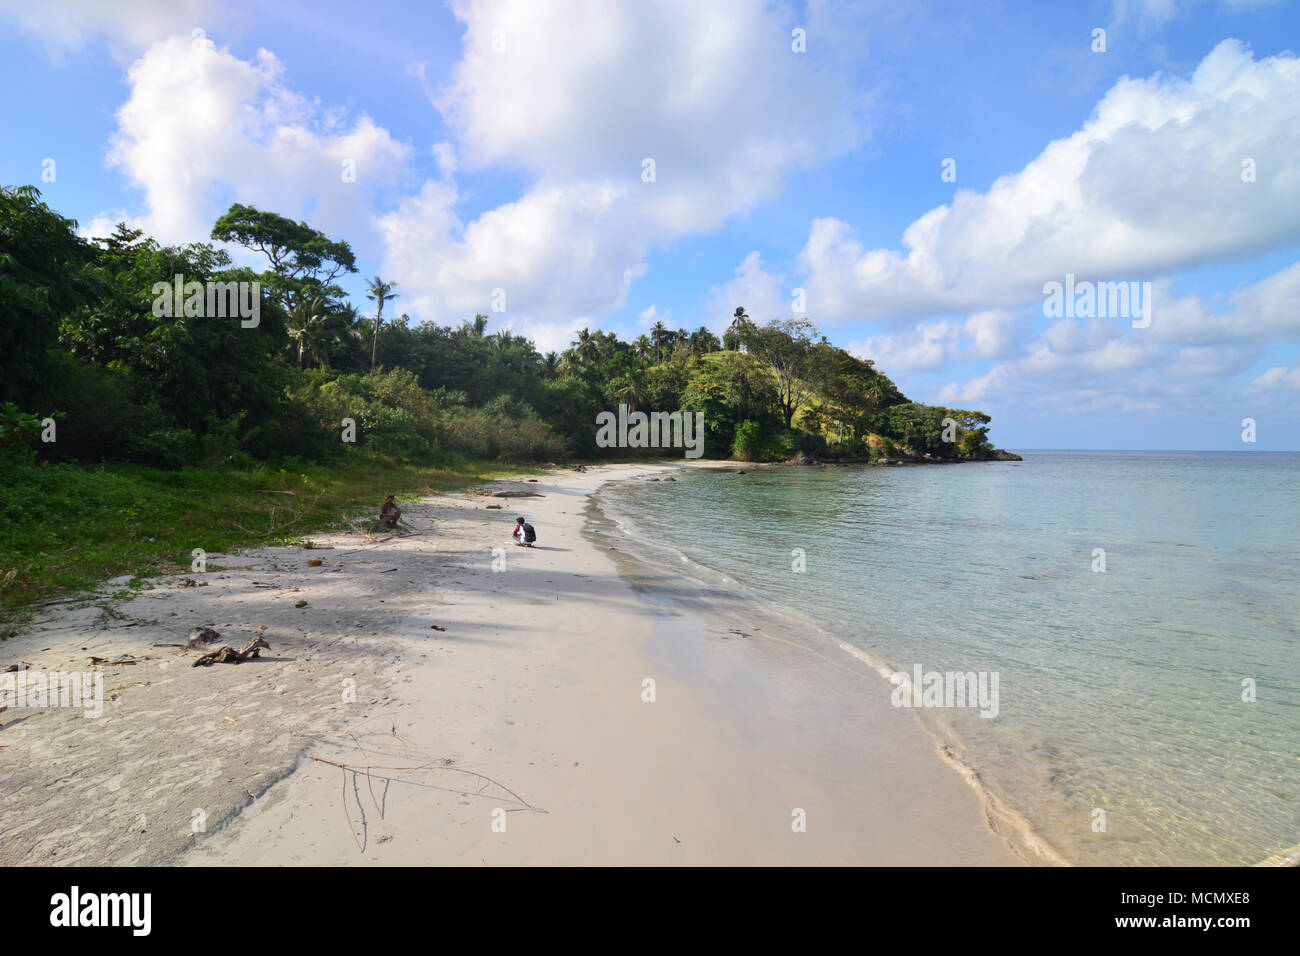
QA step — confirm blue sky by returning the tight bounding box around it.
[2,0,1298,449]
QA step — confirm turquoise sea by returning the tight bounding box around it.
[594,451,1300,866]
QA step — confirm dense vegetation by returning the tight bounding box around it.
[2,184,999,471]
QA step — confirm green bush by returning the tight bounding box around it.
[731,419,762,461]
[440,405,566,461]
[0,402,43,453]
[958,429,987,457]
[130,427,201,469]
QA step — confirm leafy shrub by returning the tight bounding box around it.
[731,420,762,461]
[0,402,43,453]
[440,405,566,461]
[958,430,987,457]
[130,427,201,469]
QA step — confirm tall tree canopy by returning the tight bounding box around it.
[211,203,356,314]
[738,318,827,429]
[0,186,96,404]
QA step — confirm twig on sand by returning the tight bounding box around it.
[233,489,328,539]
[341,513,379,542]
[307,754,546,853]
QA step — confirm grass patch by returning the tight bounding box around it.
[0,454,533,631]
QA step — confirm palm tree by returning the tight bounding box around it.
[725,307,752,352]
[650,320,669,362]
[542,351,561,378]
[632,334,652,364]
[287,295,331,368]
[365,276,400,370]
[574,328,600,366]
[614,374,648,412]
[471,313,489,337]
[690,326,721,355]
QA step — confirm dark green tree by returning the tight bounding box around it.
[0,186,96,404]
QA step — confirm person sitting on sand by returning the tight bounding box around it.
[379,495,401,529]
[512,516,536,547]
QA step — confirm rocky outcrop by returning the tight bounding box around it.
[779,446,1022,465]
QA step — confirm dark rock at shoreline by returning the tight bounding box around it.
[775,446,1022,466]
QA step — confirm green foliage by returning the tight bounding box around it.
[211,203,356,308]
[0,186,96,404]
[0,402,44,453]
[737,317,824,428]
[61,227,289,437]
[958,429,987,457]
[3,193,1001,478]
[817,349,906,442]
[731,419,763,461]
[681,351,780,457]
[289,368,566,463]
[882,403,992,458]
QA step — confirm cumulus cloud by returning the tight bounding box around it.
[101,35,413,249]
[702,252,789,331]
[849,309,1024,373]
[382,0,869,334]
[933,263,1300,417]
[378,179,645,328]
[797,39,1300,323]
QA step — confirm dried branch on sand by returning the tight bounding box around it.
[192,635,270,667]
[297,721,545,852]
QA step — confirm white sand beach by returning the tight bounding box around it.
[1,464,1026,866]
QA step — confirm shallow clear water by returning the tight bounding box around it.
[596,451,1300,865]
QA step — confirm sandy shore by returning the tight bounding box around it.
[0,464,1024,865]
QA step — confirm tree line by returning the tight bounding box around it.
[1,185,997,467]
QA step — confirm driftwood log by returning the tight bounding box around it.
[192,635,270,667]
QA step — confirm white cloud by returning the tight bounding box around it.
[1249,365,1300,390]
[848,309,1023,373]
[702,251,788,331]
[102,35,413,248]
[431,142,458,179]
[384,0,869,328]
[797,40,1300,322]
[934,262,1300,416]
[0,0,216,59]
[378,179,645,327]
[637,305,670,327]
[497,314,590,357]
